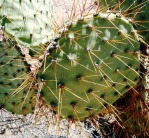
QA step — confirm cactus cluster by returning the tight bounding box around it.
[0,0,148,137]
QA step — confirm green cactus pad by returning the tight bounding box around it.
[134,1,149,43]
[38,13,140,120]
[99,0,143,11]
[0,0,54,52]
[0,37,37,115]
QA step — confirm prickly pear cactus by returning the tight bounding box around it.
[0,34,37,115]
[0,0,54,52]
[38,13,140,120]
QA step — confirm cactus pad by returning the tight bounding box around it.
[0,36,37,115]
[134,0,149,43]
[38,13,140,120]
[0,0,54,51]
[99,0,149,43]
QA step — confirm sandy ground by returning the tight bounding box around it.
[53,0,95,26]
